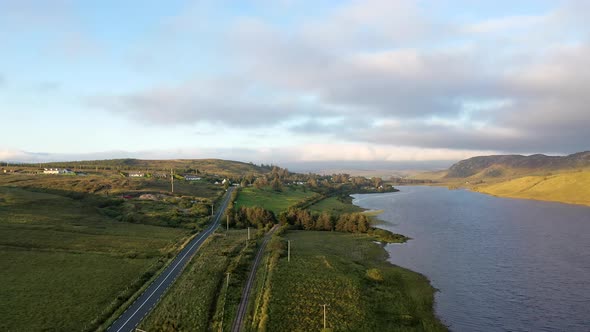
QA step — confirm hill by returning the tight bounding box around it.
[421,151,590,207]
[475,171,590,206]
[445,151,590,178]
[3,158,270,177]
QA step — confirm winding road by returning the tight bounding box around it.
[231,224,278,332]
[107,187,235,332]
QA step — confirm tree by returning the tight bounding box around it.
[308,178,318,188]
[316,212,333,231]
[254,177,267,189]
[357,215,369,233]
[271,177,283,192]
[372,177,383,189]
[297,210,315,230]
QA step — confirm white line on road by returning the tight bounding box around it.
[113,191,232,332]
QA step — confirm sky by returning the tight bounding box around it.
[1,0,589,168]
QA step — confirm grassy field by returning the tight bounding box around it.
[235,186,316,215]
[36,158,269,177]
[0,174,223,198]
[0,186,189,331]
[140,229,257,331]
[259,231,446,332]
[475,170,590,206]
[308,196,364,215]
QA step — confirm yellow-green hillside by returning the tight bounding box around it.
[475,170,590,206]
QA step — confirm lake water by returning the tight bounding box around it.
[353,186,590,332]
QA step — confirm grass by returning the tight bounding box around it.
[35,158,269,177]
[140,229,258,331]
[0,173,223,198]
[0,186,189,331]
[475,170,590,206]
[308,196,364,215]
[260,231,446,331]
[235,186,316,215]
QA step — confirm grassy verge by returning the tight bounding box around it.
[263,231,447,331]
[244,226,286,331]
[235,186,316,215]
[139,229,259,331]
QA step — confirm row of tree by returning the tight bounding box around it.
[230,205,373,235]
[278,209,371,233]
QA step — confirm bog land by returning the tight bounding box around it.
[0,186,188,331]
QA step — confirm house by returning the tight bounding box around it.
[153,173,167,178]
[43,168,60,174]
[184,175,201,181]
[43,168,74,175]
[129,172,144,177]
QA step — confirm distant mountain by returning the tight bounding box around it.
[446,151,590,178]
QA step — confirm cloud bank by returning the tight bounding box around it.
[85,0,590,155]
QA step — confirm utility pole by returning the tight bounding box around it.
[226,272,231,288]
[320,304,329,330]
[211,203,214,216]
[171,168,174,193]
[248,227,250,240]
[288,240,291,262]
[226,215,229,231]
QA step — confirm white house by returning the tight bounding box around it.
[184,175,201,181]
[43,168,74,175]
[129,172,144,177]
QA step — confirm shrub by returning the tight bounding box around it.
[366,268,384,282]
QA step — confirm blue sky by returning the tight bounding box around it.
[1,0,589,165]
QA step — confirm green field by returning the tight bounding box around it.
[475,170,590,206]
[8,158,271,177]
[235,186,316,214]
[261,231,446,331]
[0,186,188,331]
[0,174,223,198]
[308,196,364,215]
[141,229,257,331]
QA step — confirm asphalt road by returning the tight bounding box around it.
[231,224,278,332]
[107,187,235,332]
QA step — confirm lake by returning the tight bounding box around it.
[353,186,590,332]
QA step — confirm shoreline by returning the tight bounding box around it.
[349,190,448,330]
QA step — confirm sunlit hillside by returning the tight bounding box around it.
[474,170,590,206]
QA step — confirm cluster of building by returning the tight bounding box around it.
[43,168,75,175]
[126,172,203,181]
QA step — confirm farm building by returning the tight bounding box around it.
[184,175,201,181]
[43,168,74,175]
[129,172,145,177]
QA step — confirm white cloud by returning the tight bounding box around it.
[83,0,590,158]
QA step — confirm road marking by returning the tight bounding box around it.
[112,190,233,332]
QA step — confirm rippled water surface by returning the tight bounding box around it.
[353,186,590,332]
